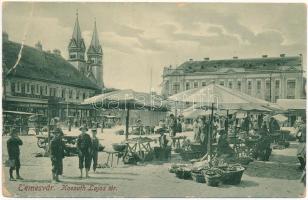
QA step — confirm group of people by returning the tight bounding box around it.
[6,119,102,183]
[49,123,101,182]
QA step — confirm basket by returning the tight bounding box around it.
[112,143,127,152]
[204,174,221,187]
[222,166,245,185]
[191,171,206,183]
[175,167,192,179]
[179,151,204,161]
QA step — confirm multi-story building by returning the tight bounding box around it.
[161,55,305,102]
[2,12,105,120]
[2,32,101,119]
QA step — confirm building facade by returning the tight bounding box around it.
[161,55,305,102]
[2,32,100,120]
[68,12,104,88]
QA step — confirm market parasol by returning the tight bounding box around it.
[272,114,288,122]
[168,83,281,161]
[82,89,169,140]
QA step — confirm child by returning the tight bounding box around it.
[90,129,100,173]
[77,126,92,178]
[7,128,23,181]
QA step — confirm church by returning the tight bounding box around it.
[68,12,104,89]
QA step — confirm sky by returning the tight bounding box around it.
[2,2,307,93]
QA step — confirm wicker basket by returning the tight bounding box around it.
[222,166,245,185]
[175,168,192,179]
[191,171,206,183]
[204,174,221,187]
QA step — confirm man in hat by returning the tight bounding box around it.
[77,126,92,178]
[50,128,65,182]
[7,128,23,181]
[90,129,100,173]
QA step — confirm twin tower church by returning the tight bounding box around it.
[68,12,104,88]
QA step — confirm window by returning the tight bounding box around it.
[275,80,280,89]
[62,89,66,98]
[172,83,180,94]
[11,82,15,93]
[185,82,190,90]
[69,90,73,99]
[219,80,224,86]
[21,83,25,94]
[274,80,280,102]
[193,82,198,88]
[256,80,261,94]
[237,80,241,91]
[37,84,40,94]
[247,80,252,95]
[76,91,80,100]
[83,93,86,100]
[265,80,271,101]
[287,80,296,99]
[40,86,44,96]
[228,81,233,89]
[70,54,76,59]
[202,82,206,87]
[26,83,30,93]
[31,85,35,95]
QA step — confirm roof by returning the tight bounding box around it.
[166,56,302,75]
[68,13,86,51]
[276,99,306,110]
[3,40,100,90]
[87,20,102,55]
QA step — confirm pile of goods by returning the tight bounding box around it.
[126,137,156,143]
[168,160,245,187]
[177,139,206,161]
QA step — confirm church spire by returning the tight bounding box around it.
[72,10,82,44]
[88,18,102,54]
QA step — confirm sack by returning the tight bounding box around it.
[8,159,16,167]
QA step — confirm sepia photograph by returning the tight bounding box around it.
[1,1,307,198]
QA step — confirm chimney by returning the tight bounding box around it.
[189,58,193,62]
[233,56,238,59]
[35,41,43,51]
[262,55,268,58]
[204,57,210,61]
[2,32,9,42]
[53,49,61,56]
[280,54,285,58]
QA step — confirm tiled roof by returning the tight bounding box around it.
[3,40,100,90]
[169,56,302,75]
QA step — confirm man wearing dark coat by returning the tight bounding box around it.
[7,128,23,181]
[90,129,100,173]
[50,128,65,182]
[77,126,92,178]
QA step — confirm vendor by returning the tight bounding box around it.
[199,116,209,152]
[193,118,200,143]
[255,121,272,161]
[216,130,235,160]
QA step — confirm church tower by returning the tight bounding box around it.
[87,19,104,88]
[68,11,86,73]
